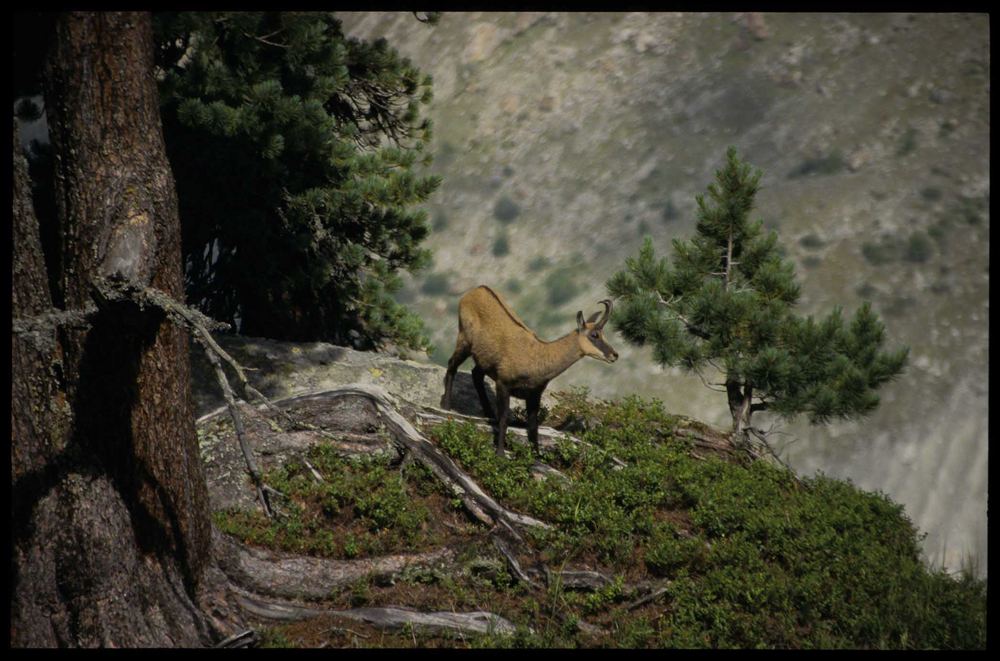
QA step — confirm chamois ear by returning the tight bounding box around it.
[576,310,585,331]
[586,310,602,324]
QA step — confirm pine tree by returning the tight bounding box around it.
[152,12,440,351]
[607,147,908,439]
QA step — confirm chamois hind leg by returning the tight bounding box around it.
[494,382,511,457]
[471,365,495,420]
[440,337,471,410]
[526,391,543,457]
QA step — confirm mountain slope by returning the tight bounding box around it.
[338,11,989,574]
[194,336,986,648]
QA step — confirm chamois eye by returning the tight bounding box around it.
[590,331,598,339]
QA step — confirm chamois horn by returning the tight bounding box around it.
[596,299,613,329]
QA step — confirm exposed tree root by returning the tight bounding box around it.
[625,583,672,611]
[233,591,519,636]
[200,382,685,644]
[674,425,739,458]
[542,568,614,592]
[213,629,258,648]
[212,528,527,640]
[529,463,569,482]
[491,534,541,589]
[213,529,457,601]
[279,386,552,538]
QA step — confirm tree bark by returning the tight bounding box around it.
[726,380,753,440]
[11,12,229,647]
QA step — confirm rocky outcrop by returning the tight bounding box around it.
[192,335,559,421]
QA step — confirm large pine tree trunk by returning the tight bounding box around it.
[11,12,230,647]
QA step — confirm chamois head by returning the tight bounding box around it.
[576,299,618,363]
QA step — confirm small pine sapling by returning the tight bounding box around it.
[607,147,908,440]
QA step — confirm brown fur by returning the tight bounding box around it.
[441,285,618,456]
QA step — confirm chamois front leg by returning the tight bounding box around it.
[471,365,495,420]
[526,391,543,457]
[494,382,511,457]
[441,341,470,410]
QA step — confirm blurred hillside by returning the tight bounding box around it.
[338,12,989,574]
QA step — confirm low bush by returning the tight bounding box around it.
[494,195,522,223]
[428,391,987,649]
[788,151,846,179]
[421,271,451,295]
[904,232,933,263]
[543,267,579,306]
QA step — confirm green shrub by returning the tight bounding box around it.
[493,231,511,257]
[861,240,899,265]
[896,127,918,157]
[904,232,933,263]
[583,575,626,614]
[927,221,948,245]
[427,388,986,649]
[258,628,295,648]
[494,195,522,223]
[798,233,825,250]
[856,282,877,299]
[788,151,845,178]
[528,255,551,272]
[801,255,822,269]
[241,384,986,649]
[543,267,579,306]
[644,525,706,577]
[213,445,435,559]
[421,271,450,295]
[957,196,986,225]
[662,198,680,223]
[920,187,943,202]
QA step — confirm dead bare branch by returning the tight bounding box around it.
[491,534,540,589]
[626,584,672,610]
[212,629,258,648]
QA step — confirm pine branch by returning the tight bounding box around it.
[654,293,711,340]
[706,358,726,374]
[242,30,289,48]
[693,366,728,393]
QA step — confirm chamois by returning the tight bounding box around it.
[440,285,618,456]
